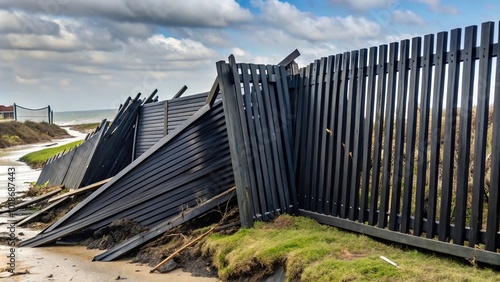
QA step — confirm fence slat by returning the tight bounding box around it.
[454,25,477,245]
[359,47,377,224]
[217,60,253,227]
[332,52,350,216]
[315,57,330,214]
[368,45,387,226]
[427,31,447,239]
[302,64,315,210]
[304,61,319,211]
[378,42,398,228]
[389,39,410,231]
[349,49,367,221]
[311,59,327,212]
[485,22,500,251]
[324,55,342,215]
[401,37,421,233]
[439,28,461,242]
[277,65,298,214]
[295,67,308,209]
[469,22,494,247]
[341,50,359,219]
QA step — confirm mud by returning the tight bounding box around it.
[82,218,149,250]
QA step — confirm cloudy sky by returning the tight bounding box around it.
[1,0,499,111]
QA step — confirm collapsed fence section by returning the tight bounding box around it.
[293,21,500,265]
[21,100,234,249]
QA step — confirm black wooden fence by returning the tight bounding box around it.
[220,21,500,265]
[292,21,500,264]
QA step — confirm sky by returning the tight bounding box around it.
[1,0,499,111]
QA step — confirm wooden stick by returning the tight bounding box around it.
[150,226,215,273]
[48,177,112,203]
[0,186,63,214]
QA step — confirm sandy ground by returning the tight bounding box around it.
[0,245,218,282]
[0,129,219,282]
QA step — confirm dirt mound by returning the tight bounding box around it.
[0,121,68,148]
[133,204,240,277]
[82,218,148,250]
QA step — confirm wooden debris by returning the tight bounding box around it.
[48,177,112,203]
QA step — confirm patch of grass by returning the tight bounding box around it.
[69,123,100,134]
[202,215,499,281]
[0,121,68,148]
[20,140,84,168]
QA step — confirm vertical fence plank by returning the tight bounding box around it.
[378,42,398,228]
[454,25,477,245]
[276,65,298,214]
[341,51,359,218]
[311,59,327,212]
[217,60,254,227]
[295,67,307,209]
[349,49,367,221]
[333,52,350,216]
[439,28,461,242]
[469,22,494,247]
[318,57,334,215]
[389,39,410,231]
[359,47,377,223]
[305,62,319,211]
[369,45,388,226]
[414,34,434,236]
[325,55,342,215]
[401,37,421,234]
[298,65,312,209]
[427,31,447,239]
[306,60,319,211]
[485,22,500,251]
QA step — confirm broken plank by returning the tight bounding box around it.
[48,178,112,203]
[16,197,69,227]
[0,186,63,214]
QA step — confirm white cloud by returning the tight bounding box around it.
[392,10,426,26]
[16,75,39,85]
[144,35,219,60]
[415,0,459,14]
[329,0,396,11]
[0,0,253,27]
[252,0,381,42]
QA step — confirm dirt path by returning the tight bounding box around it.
[0,245,218,282]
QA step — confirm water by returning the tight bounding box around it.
[0,128,88,204]
[53,109,117,126]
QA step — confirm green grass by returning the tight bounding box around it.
[20,140,84,168]
[202,215,499,281]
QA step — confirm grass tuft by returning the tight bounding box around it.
[202,215,499,281]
